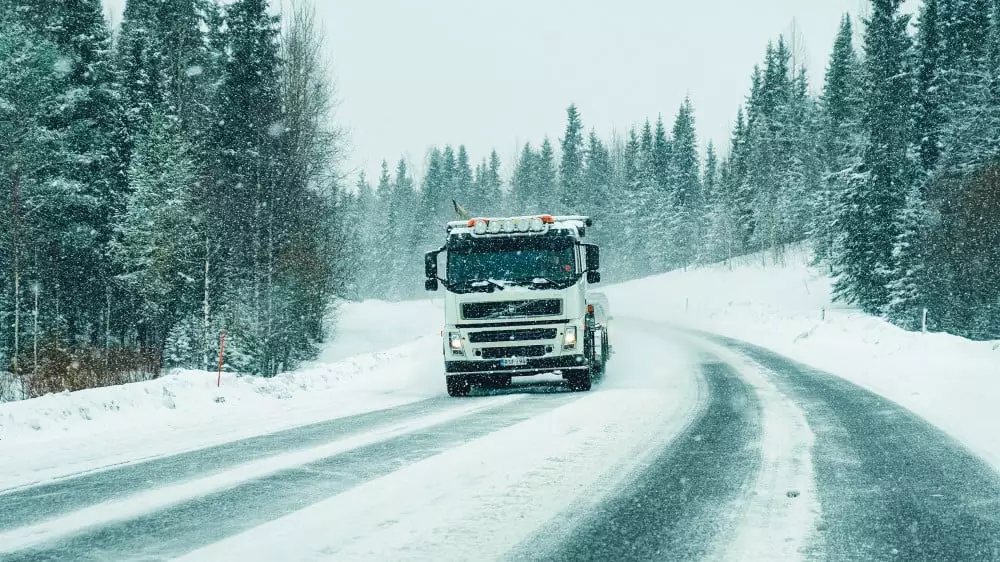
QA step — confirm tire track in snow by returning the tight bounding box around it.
[520,354,763,561]
[702,332,1000,561]
[1,393,579,562]
[0,396,461,531]
[690,338,820,562]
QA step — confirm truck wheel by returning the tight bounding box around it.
[566,370,592,392]
[446,376,472,397]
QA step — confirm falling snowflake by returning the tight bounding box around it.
[53,56,73,76]
[267,121,286,138]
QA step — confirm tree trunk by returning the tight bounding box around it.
[203,236,211,371]
[10,167,21,376]
[32,283,39,380]
[266,207,274,376]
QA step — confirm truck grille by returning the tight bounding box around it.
[468,329,558,343]
[480,345,548,359]
[462,299,562,320]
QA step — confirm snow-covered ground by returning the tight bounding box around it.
[605,246,1000,471]
[3,245,998,490]
[0,300,447,490]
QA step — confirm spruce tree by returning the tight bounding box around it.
[619,127,648,271]
[112,115,200,346]
[635,120,662,273]
[583,130,613,246]
[915,0,945,173]
[352,172,379,298]
[559,104,585,212]
[886,183,930,330]
[701,141,720,261]
[670,98,703,267]
[817,14,864,262]
[454,145,473,210]
[0,19,65,373]
[417,148,448,251]
[485,150,504,214]
[833,0,915,313]
[388,158,418,299]
[7,0,121,355]
[727,108,755,251]
[538,137,557,212]
[703,142,719,205]
[373,160,393,294]
[511,143,538,214]
[652,116,672,194]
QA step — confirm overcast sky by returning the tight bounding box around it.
[103,0,876,180]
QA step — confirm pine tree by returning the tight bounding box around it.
[635,120,662,273]
[511,143,538,214]
[833,0,915,313]
[454,145,473,210]
[727,108,755,251]
[538,137,557,212]
[583,131,612,216]
[416,148,448,251]
[388,158,418,299]
[112,115,200,346]
[886,182,930,330]
[652,116,672,194]
[620,127,643,256]
[441,145,457,203]
[782,66,821,245]
[583,130,613,247]
[484,149,504,214]
[372,160,393,294]
[915,0,945,173]
[671,98,703,267]
[703,142,719,205]
[817,14,864,262]
[352,171,380,298]
[116,0,167,168]
[559,104,585,212]
[701,141,720,261]
[0,18,66,374]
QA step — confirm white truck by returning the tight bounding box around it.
[424,214,611,396]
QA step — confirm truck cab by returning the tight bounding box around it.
[424,214,610,396]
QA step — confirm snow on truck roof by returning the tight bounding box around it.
[446,215,592,237]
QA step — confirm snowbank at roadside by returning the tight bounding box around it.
[605,246,1000,470]
[316,298,442,363]
[0,300,443,489]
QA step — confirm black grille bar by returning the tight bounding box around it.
[462,299,562,320]
[480,345,548,359]
[468,329,558,343]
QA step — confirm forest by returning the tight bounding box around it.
[1,0,345,398]
[347,0,1000,342]
[2,0,999,400]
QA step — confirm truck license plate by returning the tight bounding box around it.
[502,357,528,367]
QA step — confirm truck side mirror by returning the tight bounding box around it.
[585,245,600,272]
[424,250,439,279]
[587,270,602,284]
[425,278,439,292]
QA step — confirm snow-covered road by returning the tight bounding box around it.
[2,317,1000,561]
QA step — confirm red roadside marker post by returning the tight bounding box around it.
[217,329,227,388]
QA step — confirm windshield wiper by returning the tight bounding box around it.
[518,277,576,289]
[453,278,505,293]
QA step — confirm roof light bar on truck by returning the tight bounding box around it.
[449,214,592,235]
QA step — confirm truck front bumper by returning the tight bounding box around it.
[445,354,588,377]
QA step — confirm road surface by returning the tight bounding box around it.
[2,318,999,561]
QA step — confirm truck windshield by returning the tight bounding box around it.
[447,244,577,285]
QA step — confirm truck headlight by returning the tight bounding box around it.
[563,326,577,349]
[449,332,464,352]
